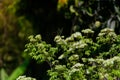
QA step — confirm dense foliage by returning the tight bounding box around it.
[25,28,120,80]
[58,0,120,34]
[1,0,120,79]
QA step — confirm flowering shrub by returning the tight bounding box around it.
[16,76,36,80]
[25,28,120,80]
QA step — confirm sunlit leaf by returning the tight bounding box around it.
[70,5,76,13]
[0,68,9,80]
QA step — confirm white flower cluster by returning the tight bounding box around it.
[16,76,36,80]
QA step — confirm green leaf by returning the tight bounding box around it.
[70,5,76,13]
[58,54,65,59]
[8,59,29,80]
[0,68,9,80]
